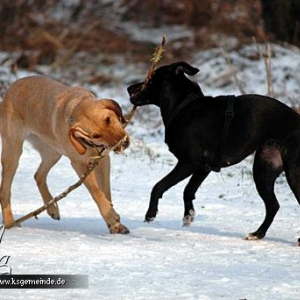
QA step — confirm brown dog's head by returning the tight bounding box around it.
[69,99,130,155]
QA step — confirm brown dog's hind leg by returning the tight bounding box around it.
[71,160,129,234]
[245,144,283,240]
[30,137,62,221]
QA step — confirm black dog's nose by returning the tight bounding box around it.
[127,84,135,97]
[127,83,143,97]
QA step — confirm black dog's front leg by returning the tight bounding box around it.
[183,168,210,226]
[145,163,195,222]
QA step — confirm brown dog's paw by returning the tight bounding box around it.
[108,222,130,234]
[2,213,16,229]
[46,203,60,221]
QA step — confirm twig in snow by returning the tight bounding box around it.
[253,38,274,97]
[220,47,246,94]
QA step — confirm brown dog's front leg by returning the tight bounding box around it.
[71,161,129,234]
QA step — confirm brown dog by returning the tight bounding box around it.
[0,75,130,233]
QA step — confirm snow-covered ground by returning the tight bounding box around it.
[1,43,300,299]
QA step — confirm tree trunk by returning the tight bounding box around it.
[261,0,300,46]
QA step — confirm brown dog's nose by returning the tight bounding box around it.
[122,134,130,150]
[113,134,130,153]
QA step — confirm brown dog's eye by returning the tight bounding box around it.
[92,133,101,139]
[104,116,111,125]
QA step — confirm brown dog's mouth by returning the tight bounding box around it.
[112,135,130,153]
[72,127,129,154]
[80,137,107,151]
[73,128,108,151]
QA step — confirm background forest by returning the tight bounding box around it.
[0,0,299,71]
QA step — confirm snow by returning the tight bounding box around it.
[1,43,300,299]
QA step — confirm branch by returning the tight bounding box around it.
[6,137,125,229]
[143,35,167,89]
[5,151,105,229]
[220,47,246,94]
[124,35,167,126]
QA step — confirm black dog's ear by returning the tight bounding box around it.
[170,61,200,76]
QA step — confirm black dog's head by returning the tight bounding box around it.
[127,61,201,107]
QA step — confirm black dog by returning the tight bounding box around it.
[127,61,300,240]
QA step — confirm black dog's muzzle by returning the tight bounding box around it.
[127,83,145,105]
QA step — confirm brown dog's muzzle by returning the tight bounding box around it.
[113,134,130,153]
[70,127,130,155]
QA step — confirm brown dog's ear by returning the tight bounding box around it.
[69,128,87,155]
[171,61,199,76]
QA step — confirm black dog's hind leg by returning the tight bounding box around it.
[145,163,195,222]
[182,168,210,226]
[285,165,300,206]
[282,146,300,217]
[246,145,283,240]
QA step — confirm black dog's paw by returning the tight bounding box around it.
[244,230,265,240]
[144,217,155,223]
[144,210,158,223]
[182,209,196,227]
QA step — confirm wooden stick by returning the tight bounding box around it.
[124,35,167,126]
[143,35,167,89]
[123,105,137,127]
[5,149,107,229]
[6,135,126,229]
